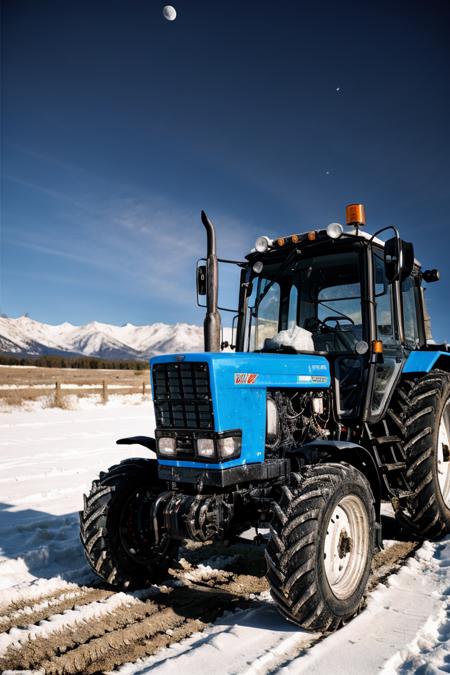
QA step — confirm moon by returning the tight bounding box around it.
[163,5,177,21]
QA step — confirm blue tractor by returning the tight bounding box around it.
[80,204,449,631]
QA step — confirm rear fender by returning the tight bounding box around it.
[403,350,450,374]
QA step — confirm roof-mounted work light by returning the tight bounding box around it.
[255,236,272,253]
[326,222,344,239]
[346,203,366,228]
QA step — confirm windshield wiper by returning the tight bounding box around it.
[316,300,355,324]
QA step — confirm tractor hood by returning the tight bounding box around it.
[150,352,330,468]
[150,352,330,388]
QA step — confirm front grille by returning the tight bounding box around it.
[152,362,214,430]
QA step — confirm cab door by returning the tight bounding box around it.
[367,249,403,422]
[401,272,425,350]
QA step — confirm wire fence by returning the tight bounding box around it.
[0,380,151,407]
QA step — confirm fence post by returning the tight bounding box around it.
[102,380,108,405]
[142,382,146,396]
[55,381,61,407]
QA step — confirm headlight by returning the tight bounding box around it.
[158,437,176,455]
[326,222,344,239]
[217,435,241,459]
[253,260,264,274]
[197,438,216,458]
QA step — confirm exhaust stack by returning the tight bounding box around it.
[201,210,222,352]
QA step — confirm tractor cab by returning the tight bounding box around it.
[231,204,428,424]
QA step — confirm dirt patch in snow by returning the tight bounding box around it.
[368,540,419,591]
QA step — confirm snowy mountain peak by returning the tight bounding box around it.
[0,316,215,360]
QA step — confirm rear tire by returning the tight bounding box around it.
[266,463,375,632]
[80,458,178,589]
[400,370,450,538]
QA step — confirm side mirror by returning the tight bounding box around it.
[384,237,415,283]
[197,265,207,296]
[422,269,440,283]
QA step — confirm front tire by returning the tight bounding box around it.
[266,463,375,632]
[80,458,178,589]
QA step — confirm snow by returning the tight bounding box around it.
[0,315,233,360]
[0,397,152,600]
[1,398,450,673]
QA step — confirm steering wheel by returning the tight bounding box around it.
[320,315,355,330]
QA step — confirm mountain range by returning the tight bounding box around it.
[0,316,231,360]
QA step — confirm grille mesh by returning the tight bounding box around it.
[152,362,213,429]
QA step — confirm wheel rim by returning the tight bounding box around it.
[323,494,369,600]
[437,400,450,507]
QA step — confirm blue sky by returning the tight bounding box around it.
[1,0,450,340]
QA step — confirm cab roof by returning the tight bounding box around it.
[247,226,421,267]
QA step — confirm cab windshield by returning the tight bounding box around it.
[245,249,364,353]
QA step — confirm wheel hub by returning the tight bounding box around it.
[338,529,352,558]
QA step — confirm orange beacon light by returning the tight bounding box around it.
[346,203,366,228]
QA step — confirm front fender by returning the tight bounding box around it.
[287,440,381,520]
[116,436,156,451]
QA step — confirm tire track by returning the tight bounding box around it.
[0,537,421,674]
[0,578,77,614]
[0,586,113,634]
[0,575,257,673]
[0,587,157,659]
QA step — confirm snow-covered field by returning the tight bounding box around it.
[1,398,450,673]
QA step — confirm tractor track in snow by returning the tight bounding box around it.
[0,536,420,674]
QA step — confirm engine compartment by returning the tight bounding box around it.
[266,388,332,457]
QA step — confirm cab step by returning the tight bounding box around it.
[374,435,402,446]
[381,461,407,472]
[392,489,415,499]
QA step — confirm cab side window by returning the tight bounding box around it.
[288,285,298,329]
[373,252,396,344]
[252,280,281,350]
[371,251,401,416]
[402,276,419,346]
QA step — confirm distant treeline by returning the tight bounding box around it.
[0,353,150,370]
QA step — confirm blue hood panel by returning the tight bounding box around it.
[151,352,330,469]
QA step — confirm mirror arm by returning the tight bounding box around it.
[217,257,247,267]
[198,256,246,267]
[368,224,400,243]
